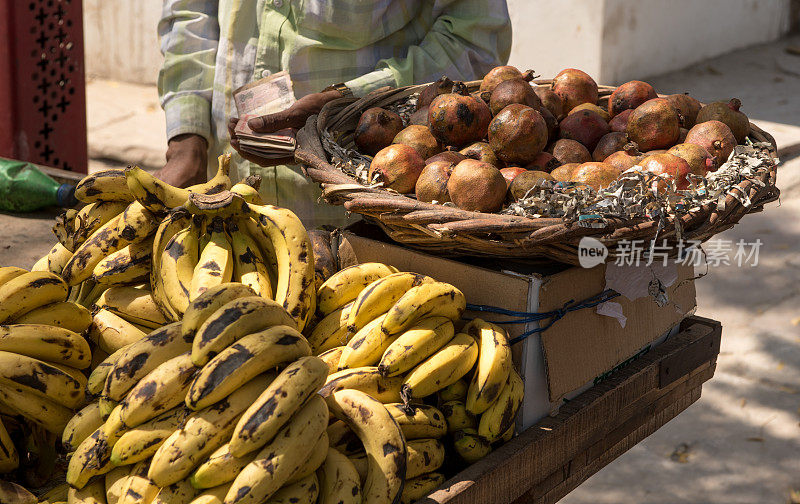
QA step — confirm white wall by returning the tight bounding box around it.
[83,0,162,84]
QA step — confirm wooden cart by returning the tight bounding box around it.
[421,316,721,504]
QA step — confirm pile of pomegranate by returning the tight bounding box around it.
[354,66,750,214]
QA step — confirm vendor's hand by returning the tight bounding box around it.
[153,134,208,187]
[229,89,343,167]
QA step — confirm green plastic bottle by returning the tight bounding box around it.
[0,157,77,212]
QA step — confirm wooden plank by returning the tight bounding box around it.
[418,317,721,504]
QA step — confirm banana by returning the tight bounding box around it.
[440,401,477,433]
[500,425,514,443]
[399,472,445,504]
[317,346,345,374]
[102,403,129,445]
[190,483,230,504]
[0,351,85,408]
[106,464,135,504]
[243,203,316,331]
[229,182,263,205]
[453,428,491,463]
[189,218,233,300]
[73,199,130,249]
[190,443,257,490]
[228,356,327,457]
[316,263,397,317]
[68,477,106,504]
[401,332,478,402]
[125,166,190,212]
[237,217,278,292]
[319,366,403,404]
[306,302,353,354]
[117,200,159,243]
[162,223,201,316]
[75,169,134,203]
[75,279,104,309]
[61,214,130,286]
[229,221,274,300]
[465,319,512,415]
[180,282,256,342]
[324,389,405,504]
[93,238,154,286]
[385,403,447,440]
[54,209,77,251]
[190,153,233,195]
[13,301,92,333]
[117,458,160,504]
[327,421,363,456]
[111,406,190,466]
[151,210,192,322]
[477,368,523,443]
[378,316,455,377]
[338,313,393,370]
[224,395,328,504]
[62,402,104,452]
[191,296,295,366]
[119,352,196,428]
[318,447,362,504]
[348,452,368,484]
[31,254,49,272]
[148,376,271,487]
[406,438,445,479]
[285,431,328,485]
[41,482,70,503]
[154,479,198,504]
[438,378,468,402]
[96,286,168,330]
[0,266,27,286]
[89,308,148,354]
[346,272,434,333]
[66,426,115,488]
[186,326,310,411]
[47,241,73,275]
[98,395,119,419]
[0,324,91,368]
[88,344,132,396]
[103,322,188,401]
[0,481,36,504]
[0,271,68,323]
[266,473,318,504]
[0,416,19,472]
[381,282,465,336]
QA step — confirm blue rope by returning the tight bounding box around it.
[465,289,620,345]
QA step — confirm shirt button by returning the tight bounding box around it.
[273,0,283,8]
[261,69,272,78]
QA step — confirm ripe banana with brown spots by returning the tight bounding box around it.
[180,282,256,342]
[267,473,319,504]
[89,308,148,354]
[405,438,445,479]
[67,476,107,504]
[13,300,92,333]
[381,282,465,336]
[0,271,68,323]
[95,285,168,329]
[453,428,492,463]
[88,343,133,396]
[153,479,198,504]
[316,262,397,317]
[150,210,192,322]
[465,318,512,415]
[229,220,274,300]
[477,367,523,443]
[190,217,233,300]
[346,272,433,332]
[0,324,91,369]
[378,316,454,377]
[317,346,345,374]
[319,366,403,404]
[0,417,19,473]
[161,222,201,317]
[0,351,85,408]
[75,169,134,204]
[117,458,159,504]
[306,302,353,354]
[318,447,362,504]
[62,402,104,452]
[400,472,445,504]
[61,214,130,286]
[401,332,478,402]
[110,406,190,466]
[385,403,447,440]
[338,313,392,369]
[46,241,73,276]
[66,426,115,489]
[93,238,154,286]
[441,400,477,433]
[72,199,129,249]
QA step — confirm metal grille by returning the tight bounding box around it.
[0,0,88,173]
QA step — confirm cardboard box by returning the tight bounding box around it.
[337,231,697,430]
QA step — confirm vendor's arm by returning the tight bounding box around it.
[154,0,219,187]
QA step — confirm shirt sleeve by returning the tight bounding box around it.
[157,0,220,144]
[344,0,512,97]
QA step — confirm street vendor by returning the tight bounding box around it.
[154,0,512,228]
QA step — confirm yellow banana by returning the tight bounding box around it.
[285,431,328,485]
[75,169,134,203]
[348,452,368,484]
[400,472,445,504]
[438,378,468,402]
[237,217,278,293]
[191,296,295,366]
[229,181,263,205]
[66,426,115,488]
[13,301,92,333]
[111,406,190,466]
[317,346,345,374]
[161,223,201,317]
[318,447,362,504]
[406,438,445,479]
[68,476,106,504]
[306,302,353,354]
[89,308,148,354]
[148,376,271,487]
[0,271,68,323]
[401,332,478,402]
[229,356,327,457]
[61,214,130,286]
[0,324,91,369]
[62,401,104,452]
[191,483,230,504]
[95,286,167,330]
[40,482,69,503]
[151,210,192,322]
[31,254,49,272]
[88,343,132,396]
[0,416,19,472]
[327,420,363,456]
[188,153,233,195]
[316,263,397,317]
[266,473,319,504]
[117,200,159,244]
[453,428,491,463]
[190,443,257,490]
[381,282,465,336]
[319,366,403,404]
[189,218,233,300]
[378,316,455,377]
[224,395,328,504]
[54,209,77,252]
[186,325,309,411]
[346,272,433,332]
[106,464,135,504]
[477,368,523,443]
[72,199,129,249]
[0,351,85,408]
[75,278,105,309]
[465,319,512,415]
[440,400,477,433]
[117,458,160,504]
[338,313,392,370]
[324,389,405,504]
[125,166,190,212]
[385,403,447,440]
[180,282,256,342]
[153,479,198,504]
[46,241,73,275]
[93,238,154,286]
[0,266,27,286]
[229,221,273,300]
[119,352,196,428]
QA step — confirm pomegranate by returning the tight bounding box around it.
[426,151,467,165]
[417,76,454,110]
[447,159,507,212]
[459,141,501,167]
[552,138,592,164]
[592,132,629,161]
[569,103,610,122]
[392,125,442,160]
[570,162,623,190]
[525,151,560,172]
[664,93,702,128]
[626,98,681,151]
[684,120,737,163]
[638,153,692,190]
[609,109,633,132]
[559,110,611,151]
[488,104,548,165]
[550,163,580,181]
[480,65,525,94]
[354,107,404,155]
[534,86,564,119]
[409,107,430,126]
[487,74,540,115]
[508,170,555,201]
[551,68,598,113]
[415,161,454,203]
[696,98,750,143]
[500,167,528,188]
[667,143,716,176]
[608,80,657,117]
[368,144,425,193]
[603,143,644,172]
[428,82,491,146]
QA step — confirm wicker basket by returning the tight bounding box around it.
[294,79,780,264]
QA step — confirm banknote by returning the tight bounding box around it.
[233,71,297,158]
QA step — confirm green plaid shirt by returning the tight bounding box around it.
[158,0,511,227]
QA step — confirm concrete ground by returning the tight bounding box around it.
[1,33,799,504]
